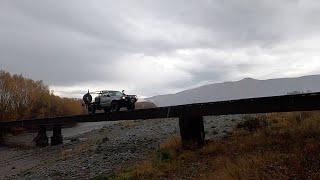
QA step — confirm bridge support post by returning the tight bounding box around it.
[0,127,4,145]
[179,114,205,149]
[33,125,49,147]
[51,124,63,146]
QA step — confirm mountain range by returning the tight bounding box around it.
[146,75,320,107]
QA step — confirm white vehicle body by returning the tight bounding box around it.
[83,90,137,114]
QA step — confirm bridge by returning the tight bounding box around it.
[1,92,320,148]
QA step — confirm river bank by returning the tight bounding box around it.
[0,115,245,179]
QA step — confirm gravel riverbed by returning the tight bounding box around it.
[0,115,246,179]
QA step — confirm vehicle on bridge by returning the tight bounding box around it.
[82,90,137,114]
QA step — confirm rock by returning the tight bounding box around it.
[79,138,88,142]
[65,149,73,153]
[70,138,78,142]
[212,130,219,135]
[102,137,109,143]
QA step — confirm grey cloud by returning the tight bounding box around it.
[138,0,320,48]
[1,0,320,97]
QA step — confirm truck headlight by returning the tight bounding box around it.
[122,96,126,99]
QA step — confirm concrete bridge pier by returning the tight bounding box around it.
[33,125,49,147]
[179,114,205,149]
[51,124,63,146]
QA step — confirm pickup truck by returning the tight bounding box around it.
[83,90,137,114]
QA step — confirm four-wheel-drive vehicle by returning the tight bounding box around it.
[82,90,137,114]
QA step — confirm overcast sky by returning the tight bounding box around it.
[1,0,320,97]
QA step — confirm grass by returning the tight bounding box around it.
[104,111,320,180]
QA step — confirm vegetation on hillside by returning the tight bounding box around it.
[0,70,85,121]
[105,111,320,179]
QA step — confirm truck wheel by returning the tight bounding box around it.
[110,101,120,112]
[88,105,96,114]
[127,104,135,111]
[83,93,92,105]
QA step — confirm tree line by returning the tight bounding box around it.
[0,70,85,121]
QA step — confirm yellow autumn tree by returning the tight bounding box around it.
[0,70,85,121]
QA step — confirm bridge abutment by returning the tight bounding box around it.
[51,124,63,146]
[179,114,205,149]
[33,125,49,147]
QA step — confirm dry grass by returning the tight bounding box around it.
[106,111,320,180]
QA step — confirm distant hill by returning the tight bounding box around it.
[146,75,320,107]
[135,101,157,109]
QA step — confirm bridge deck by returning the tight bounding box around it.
[1,92,320,127]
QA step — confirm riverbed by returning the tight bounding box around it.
[0,115,246,179]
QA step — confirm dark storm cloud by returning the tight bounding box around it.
[1,0,320,97]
